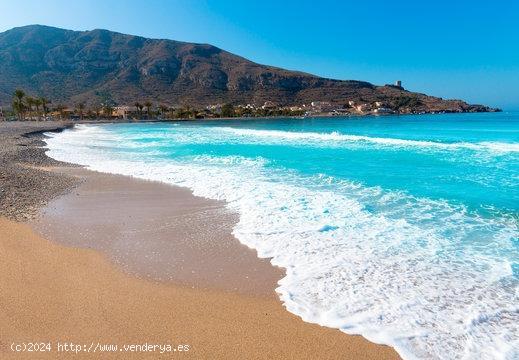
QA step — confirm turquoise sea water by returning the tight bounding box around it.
[45,112,518,359]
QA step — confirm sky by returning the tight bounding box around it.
[0,0,518,109]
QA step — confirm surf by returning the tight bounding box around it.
[43,114,519,359]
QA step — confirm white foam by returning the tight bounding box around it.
[216,127,519,154]
[44,125,519,360]
[75,124,519,155]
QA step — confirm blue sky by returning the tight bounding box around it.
[1,0,518,109]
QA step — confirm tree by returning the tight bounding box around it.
[25,96,36,118]
[12,89,25,120]
[39,97,50,118]
[134,102,142,117]
[175,106,189,119]
[92,104,102,119]
[158,104,168,118]
[76,102,85,120]
[55,104,66,120]
[102,103,114,118]
[221,103,235,118]
[34,98,42,121]
[167,107,177,119]
[144,101,152,119]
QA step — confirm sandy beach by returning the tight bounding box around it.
[0,121,400,359]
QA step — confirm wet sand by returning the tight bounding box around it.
[0,217,400,359]
[30,167,282,296]
[0,121,400,359]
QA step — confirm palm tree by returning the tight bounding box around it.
[39,97,50,118]
[12,89,25,120]
[34,98,42,121]
[144,101,152,119]
[55,104,66,120]
[158,104,168,118]
[76,102,85,121]
[134,102,142,118]
[93,105,102,119]
[25,96,36,119]
[102,103,113,118]
[14,89,25,102]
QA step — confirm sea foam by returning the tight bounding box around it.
[217,127,519,153]
[44,124,518,360]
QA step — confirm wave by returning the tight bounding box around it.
[217,127,519,153]
[44,125,519,359]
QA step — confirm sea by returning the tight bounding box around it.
[44,112,519,359]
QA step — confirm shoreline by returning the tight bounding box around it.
[0,121,400,358]
[1,106,501,125]
[0,121,79,221]
[29,166,284,297]
[0,217,398,359]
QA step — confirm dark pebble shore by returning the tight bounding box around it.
[0,121,80,221]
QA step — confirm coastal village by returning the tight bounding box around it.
[0,80,394,122]
[0,81,490,122]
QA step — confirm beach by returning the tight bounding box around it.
[0,121,399,359]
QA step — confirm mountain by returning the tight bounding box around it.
[0,25,496,113]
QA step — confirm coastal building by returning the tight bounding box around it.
[113,105,136,119]
[236,103,257,111]
[49,108,74,120]
[395,80,402,87]
[355,104,370,112]
[374,107,394,114]
[311,101,334,112]
[262,101,277,109]
[311,101,331,108]
[206,104,223,114]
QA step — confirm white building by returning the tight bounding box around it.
[355,104,370,112]
[206,104,223,114]
[113,105,137,119]
[311,101,334,112]
[311,101,331,107]
[374,107,394,114]
[262,101,277,109]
